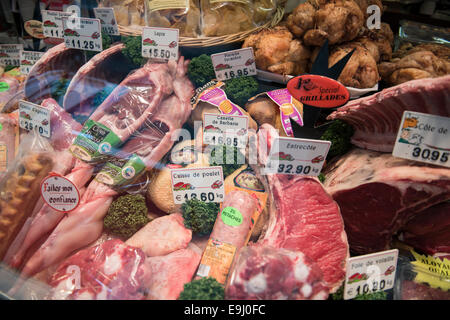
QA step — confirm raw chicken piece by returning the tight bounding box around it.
[48,239,147,300]
[143,244,202,300]
[242,26,311,76]
[226,246,329,300]
[126,213,192,257]
[379,51,450,86]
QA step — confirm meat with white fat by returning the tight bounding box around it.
[254,124,349,293]
[226,245,329,300]
[327,75,450,152]
[48,239,147,300]
[323,148,450,254]
[63,43,132,121]
[24,43,85,104]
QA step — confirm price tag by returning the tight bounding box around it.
[141,27,179,61]
[171,166,224,204]
[344,249,398,300]
[392,111,450,168]
[203,113,249,149]
[41,10,72,39]
[0,44,23,66]
[211,48,257,81]
[20,50,44,75]
[62,17,103,52]
[19,100,51,138]
[40,174,80,213]
[264,137,330,176]
[93,7,119,36]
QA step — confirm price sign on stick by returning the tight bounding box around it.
[202,113,249,149]
[0,44,23,66]
[211,48,257,81]
[63,17,103,52]
[171,166,224,204]
[344,249,398,300]
[20,51,44,75]
[19,100,51,138]
[141,27,179,62]
[93,7,119,36]
[393,111,450,168]
[264,136,330,176]
[41,10,72,39]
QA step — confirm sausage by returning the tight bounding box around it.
[210,190,258,250]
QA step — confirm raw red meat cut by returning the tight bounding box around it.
[24,43,85,104]
[143,244,202,300]
[255,124,349,293]
[226,245,329,300]
[323,148,450,254]
[63,43,132,120]
[126,213,192,257]
[17,57,193,279]
[48,239,147,300]
[400,280,450,300]
[399,202,450,257]
[327,75,450,152]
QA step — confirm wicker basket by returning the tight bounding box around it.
[118,6,285,47]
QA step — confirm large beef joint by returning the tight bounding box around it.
[327,75,450,152]
[323,148,450,254]
[256,124,349,293]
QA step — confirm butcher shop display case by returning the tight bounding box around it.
[0,0,449,302]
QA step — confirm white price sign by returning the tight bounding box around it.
[264,137,330,176]
[203,113,249,149]
[171,166,225,204]
[0,44,23,66]
[19,100,51,138]
[20,50,44,75]
[93,7,119,36]
[211,48,257,81]
[344,249,398,300]
[41,175,80,212]
[141,27,179,61]
[63,17,103,52]
[392,111,450,168]
[41,10,72,39]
